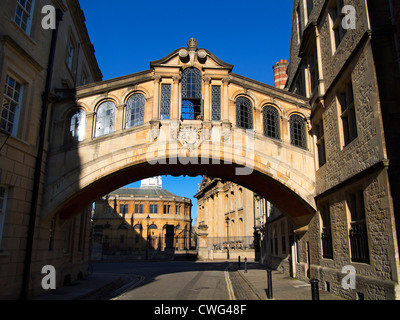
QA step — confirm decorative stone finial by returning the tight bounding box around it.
[188,38,198,51]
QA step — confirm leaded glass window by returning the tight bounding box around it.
[181,68,202,120]
[263,105,280,139]
[212,85,221,121]
[14,0,34,34]
[95,101,115,137]
[66,109,85,143]
[236,96,253,130]
[290,114,307,149]
[160,84,171,120]
[2,75,22,136]
[126,93,145,128]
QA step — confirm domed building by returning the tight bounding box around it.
[92,177,192,259]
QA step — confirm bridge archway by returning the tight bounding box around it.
[44,39,317,228]
[44,129,316,228]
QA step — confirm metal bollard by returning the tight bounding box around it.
[244,258,248,273]
[310,279,320,300]
[267,269,273,299]
[238,256,241,270]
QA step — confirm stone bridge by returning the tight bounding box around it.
[43,39,316,227]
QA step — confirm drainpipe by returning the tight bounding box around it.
[21,9,63,300]
[389,0,400,72]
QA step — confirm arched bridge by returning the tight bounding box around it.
[44,39,316,227]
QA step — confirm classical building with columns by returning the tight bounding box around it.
[194,176,294,267]
[91,177,192,259]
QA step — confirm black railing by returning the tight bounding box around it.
[349,222,370,263]
[321,228,333,259]
[207,236,255,251]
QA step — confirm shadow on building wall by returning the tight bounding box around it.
[90,200,191,261]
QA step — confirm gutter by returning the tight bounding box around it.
[21,9,64,300]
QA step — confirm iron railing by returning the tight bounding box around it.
[206,236,255,251]
[349,222,369,263]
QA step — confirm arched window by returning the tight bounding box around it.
[263,105,280,139]
[95,101,115,137]
[236,96,253,129]
[65,109,85,143]
[290,114,307,149]
[126,93,145,128]
[181,68,202,120]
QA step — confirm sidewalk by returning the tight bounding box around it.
[34,273,142,300]
[232,262,344,300]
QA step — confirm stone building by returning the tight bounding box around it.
[0,0,102,299]
[92,177,192,260]
[195,176,296,266]
[284,0,400,300]
[194,176,257,260]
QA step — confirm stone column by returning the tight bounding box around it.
[197,224,209,260]
[152,75,161,121]
[172,75,181,120]
[315,25,325,96]
[86,112,95,139]
[115,104,125,131]
[222,77,230,122]
[203,77,211,121]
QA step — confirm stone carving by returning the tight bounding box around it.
[179,126,203,152]
[179,38,208,66]
[149,120,161,141]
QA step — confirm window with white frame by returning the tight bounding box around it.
[2,75,23,136]
[95,101,115,137]
[14,0,34,35]
[126,93,145,128]
[0,187,7,250]
[65,109,85,144]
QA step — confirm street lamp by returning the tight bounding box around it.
[226,216,230,260]
[146,214,150,260]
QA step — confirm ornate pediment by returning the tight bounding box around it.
[150,38,234,71]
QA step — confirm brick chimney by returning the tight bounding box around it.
[273,59,289,89]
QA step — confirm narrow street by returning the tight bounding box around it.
[91,261,232,300]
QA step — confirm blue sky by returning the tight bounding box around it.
[79,0,294,222]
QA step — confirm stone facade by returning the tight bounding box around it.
[194,176,293,265]
[0,0,101,299]
[194,176,257,260]
[285,0,400,300]
[91,177,192,260]
[43,37,316,231]
[0,0,399,301]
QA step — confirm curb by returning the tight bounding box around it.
[110,275,145,299]
[236,270,266,300]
